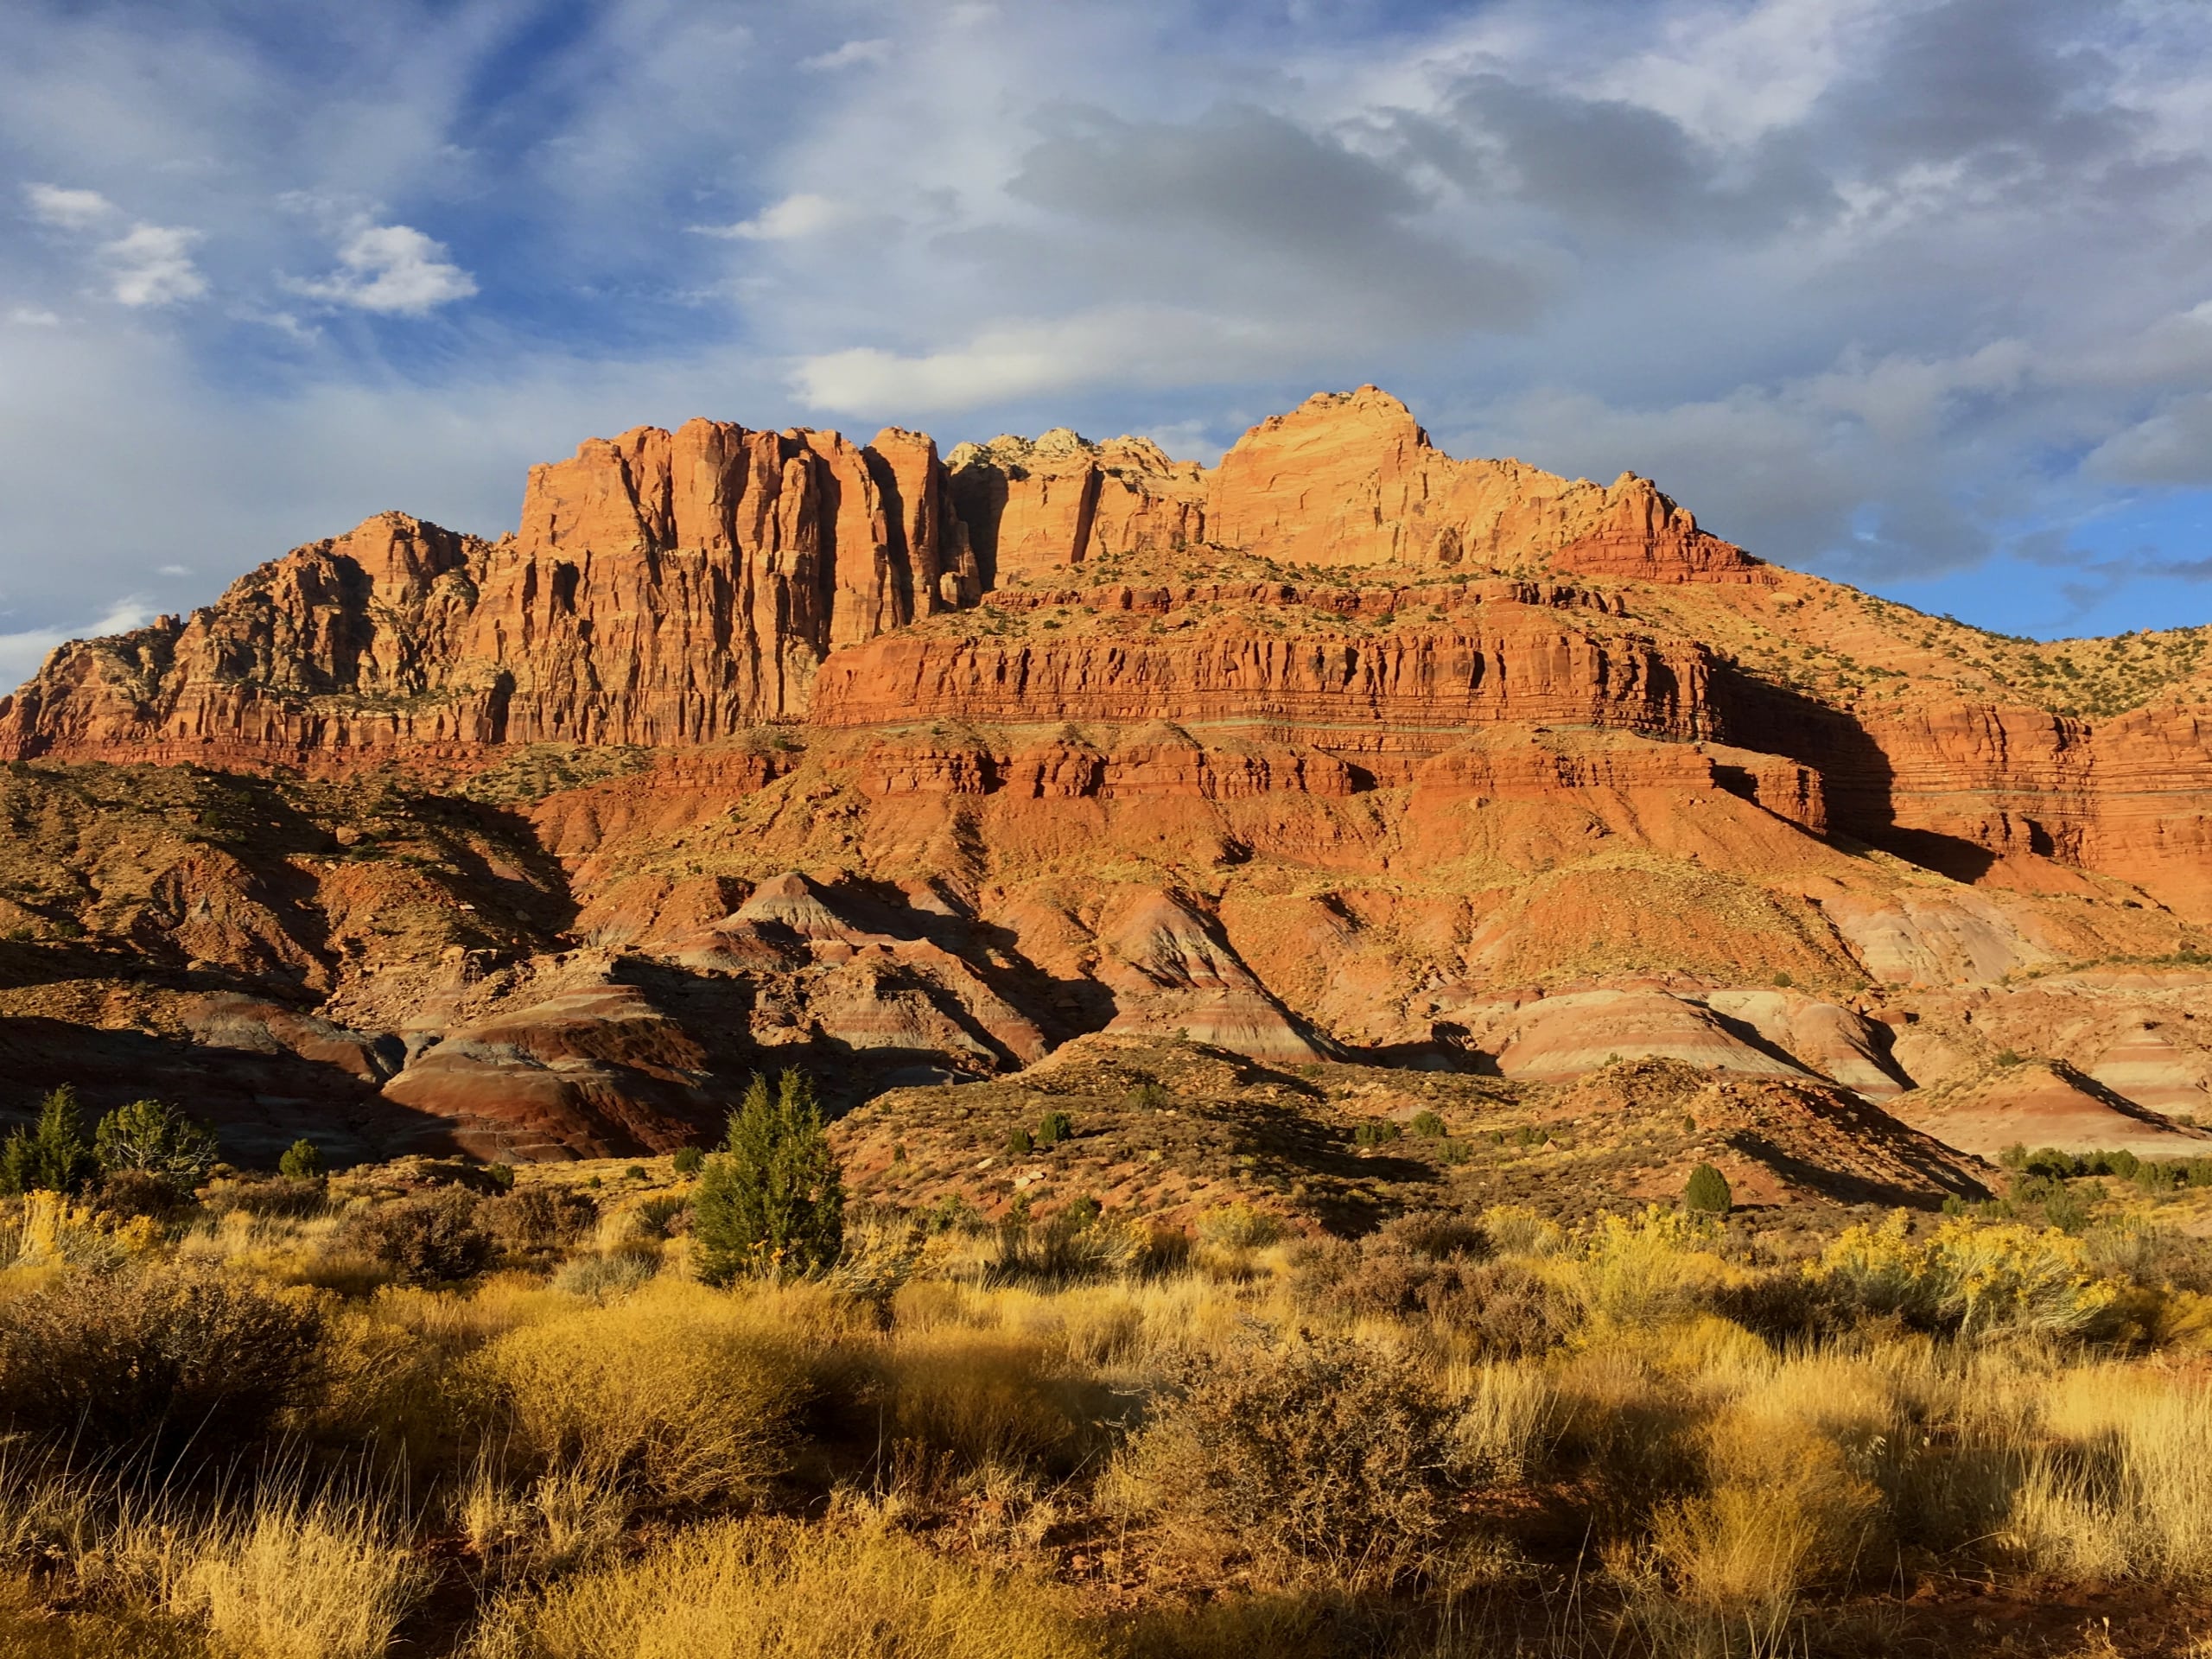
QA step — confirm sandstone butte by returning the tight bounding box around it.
[4,384,2212,1183]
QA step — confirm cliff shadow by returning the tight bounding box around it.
[1707,661,1997,883]
[0,1014,465,1167]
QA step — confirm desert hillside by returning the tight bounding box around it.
[3,386,2212,1178]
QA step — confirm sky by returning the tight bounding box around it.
[3,0,2212,685]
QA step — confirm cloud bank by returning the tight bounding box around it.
[3,0,2211,679]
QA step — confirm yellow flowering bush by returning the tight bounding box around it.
[9,1190,161,1268]
[1808,1212,2119,1339]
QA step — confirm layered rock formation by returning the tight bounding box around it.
[5,386,2212,1168]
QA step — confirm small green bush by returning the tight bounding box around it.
[92,1097,219,1185]
[1006,1126,1035,1157]
[672,1146,705,1175]
[1682,1162,1733,1215]
[1408,1109,1446,1139]
[1036,1109,1074,1147]
[624,1163,648,1181]
[1123,1082,1173,1111]
[277,1137,326,1179]
[1354,1120,1402,1148]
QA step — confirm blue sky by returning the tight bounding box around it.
[3,0,2211,683]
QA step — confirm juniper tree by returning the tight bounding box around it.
[0,1086,97,1196]
[693,1071,844,1285]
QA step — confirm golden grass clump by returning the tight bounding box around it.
[2002,1364,2212,1583]
[174,1493,431,1659]
[465,1517,1103,1659]
[464,1280,810,1506]
[873,1324,1088,1473]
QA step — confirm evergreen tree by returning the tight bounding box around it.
[693,1071,844,1285]
[0,1086,98,1196]
[1682,1162,1733,1216]
[93,1098,219,1185]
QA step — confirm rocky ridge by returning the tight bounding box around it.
[3,386,2211,1179]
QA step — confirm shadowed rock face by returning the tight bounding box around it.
[5,388,2212,1163]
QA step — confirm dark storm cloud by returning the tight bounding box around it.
[1417,76,1840,238]
[1815,0,2146,178]
[995,103,1541,329]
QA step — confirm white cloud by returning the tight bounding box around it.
[7,307,61,327]
[693,192,847,241]
[156,563,191,576]
[294,223,476,315]
[99,224,207,307]
[0,596,152,690]
[24,182,116,230]
[791,306,1292,412]
[802,38,890,71]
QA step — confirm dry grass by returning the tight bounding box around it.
[173,1492,431,1659]
[16,1157,2212,1656]
[464,1517,1102,1659]
[463,1280,811,1506]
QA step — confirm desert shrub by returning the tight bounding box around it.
[468,1516,1102,1659]
[989,1206,1147,1286]
[1681,1163,1732,1215]
[1196,1204,1281,1249]
[2044,1185,2092,1234]
[1,1086,97,1196]
[672,1146,704,1175]
[91,1167,196,1225]
[1553,1207,1733,1329]
[92,1099,218,1186]
[485,1185,599,1256]
[1291,1224,1565,1354]
[0,1262,323,1463]
[1005,1126,1034,1157]
[1128,1333,1457,1579]
[1371,1210,1484,1258]
[1408,1109,1446,1139]
[1352,1120,1402,1148]
[1808,1212,2120,1339]
[277,1139,325,1179]
[1036,1109,1073,1147]
[694,1072,844,1285]
[339,1187,493,1286]
[1124,1081,1173,1111]
[554,1248,661,1301]
[626,1193,689,1240]
[466,1283,807,1506]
